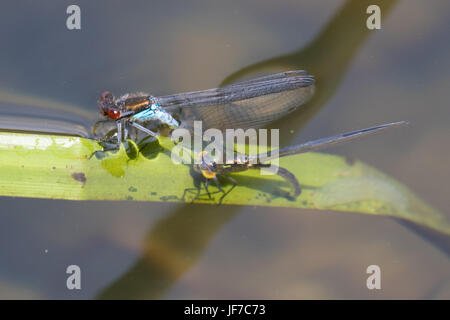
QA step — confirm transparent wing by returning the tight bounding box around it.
[154,70,315,130]
[252,121,408,162]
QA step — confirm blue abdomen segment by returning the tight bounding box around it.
[131,103,179,128]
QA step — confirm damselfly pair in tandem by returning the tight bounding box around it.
[93,70,407,200]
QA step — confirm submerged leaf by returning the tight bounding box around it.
[0,131,448,235]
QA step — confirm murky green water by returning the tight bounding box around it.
[0,0,449,299]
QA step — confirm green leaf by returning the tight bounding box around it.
[0,131,448,235]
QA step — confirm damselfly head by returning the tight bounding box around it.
[194,151,217,179]
[98,91,121,120]
[201,169,216,179]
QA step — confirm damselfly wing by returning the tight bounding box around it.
[154,70,315,131]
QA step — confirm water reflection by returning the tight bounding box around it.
[97,0,404,299]
[0,90,95,137]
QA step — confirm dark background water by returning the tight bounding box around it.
[0,0,449,299]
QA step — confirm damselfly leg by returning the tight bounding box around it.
[183,176,237,204]
[128,121,158,139]
[90,118,161,159]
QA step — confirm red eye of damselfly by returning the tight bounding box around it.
[106,108,121,120]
